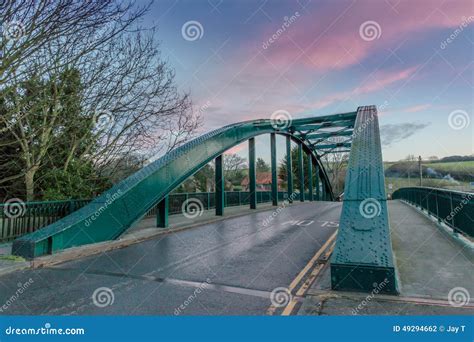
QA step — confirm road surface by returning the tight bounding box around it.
[0,202,341,315]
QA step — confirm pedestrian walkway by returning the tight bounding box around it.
[297,200,474,315]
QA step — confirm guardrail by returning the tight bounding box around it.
[144,191,291,217]
[1,191,297,242]
[0,199,90,242]
[392,187,473,238]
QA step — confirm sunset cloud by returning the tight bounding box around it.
[259,0,472,71]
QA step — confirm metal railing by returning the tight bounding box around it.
[0,199,90,242]
[145,191,293,216]
[1,191,306,242]
[392,187,473,238]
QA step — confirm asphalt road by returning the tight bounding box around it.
[0,201,342,315]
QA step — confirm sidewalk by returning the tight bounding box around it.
[297,200,474,315]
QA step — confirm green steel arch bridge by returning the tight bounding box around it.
[13,105,467,298]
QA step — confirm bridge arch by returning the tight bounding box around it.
[13,118,347,258]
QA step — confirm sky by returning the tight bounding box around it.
[144,0,473,162]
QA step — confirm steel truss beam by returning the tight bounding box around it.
[330,106,398,294]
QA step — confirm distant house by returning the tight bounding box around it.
[241,172,282,191]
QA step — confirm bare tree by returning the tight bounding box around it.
[0,1,201,200]
[224,153,247,172]
[319,136,349,196]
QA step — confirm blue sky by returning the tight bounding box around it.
[144,0,473,161]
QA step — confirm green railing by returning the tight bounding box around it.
[0,199,90,242]
[1,191,299,242]
[145,191,290,217]
[392,187,473,238]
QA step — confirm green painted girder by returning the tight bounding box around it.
[320,149,351,155]
[12,116,343,258]
[248,138,257,209]
[307,157,313,201]
[330,105,398,294]
[313,142,351,149]
[293,121,355,133]
[314,163,320,201]
[289,111,357,126]
[270,133,278,206]
[286,136,294,203]
[215,155,224,216]
[298,143,304,202]
[304,130,354,140]
[156,196,168,228]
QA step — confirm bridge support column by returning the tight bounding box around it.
[298,143,304,202]
[315,163,320,201]
[215,155,224,216]
[286,136,293,203]
[321,179,326,201]
[330,106,398,294]
[270,133,278,206]
[249,138,257,209]
[156,196,169,228]
[308,157,313,201]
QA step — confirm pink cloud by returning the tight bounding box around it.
[194,1,472,128]
[381,104,432,116]
[309,66,418,109]
[260,0,472,71]
[404,104,431,113]
[225,144,246,154]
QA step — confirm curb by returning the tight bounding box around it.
[0,262,31,277]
